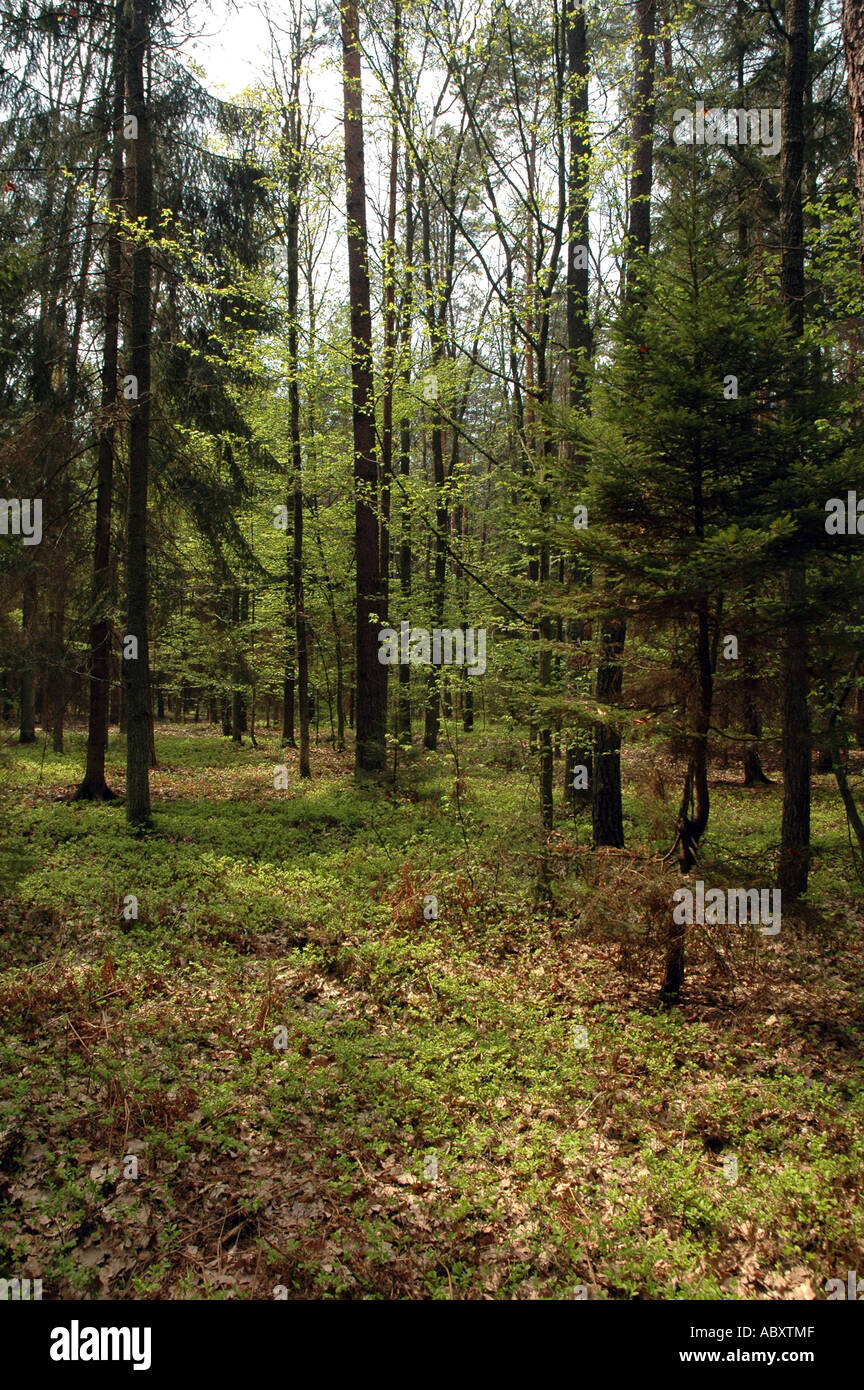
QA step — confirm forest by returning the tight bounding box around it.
[1,0,864,1313]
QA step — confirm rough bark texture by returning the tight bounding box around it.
[231,587,248,744]
[76,1,125,800]
[592,615,625,847]
[843,0,864,266]
[566,0,594,795]
[379,0,401,618]
[19,568,37,743]
[282,663,296,745]
[123,0,153,826]
[742,680,771,786]
[625,0,656,302]
[566,0,591,397]
[675,600,713,874]
[397,160,415,742]
[778,0,811,899]
[661,915,685,1010]
[594,0,655,848]
[419,161,448,751]
[779,564,811,895]
[341,0,387,774]
[397,412,412,739]
[286,119,310,779]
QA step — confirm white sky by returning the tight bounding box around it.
[178,0,622,324]
[184,1,274,99]
[181,0,421,274]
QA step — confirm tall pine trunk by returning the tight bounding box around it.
[593,0,655,847]
[397,197,414,740]
[286,112,310,779]
[419,162,447,751]
[565,0,593,798]
[379,0,401,624]
[19,569,37,743]
[341,0,387,774]
[778,0,811,898]
[397,417,412,739]
[76,5,125,798]
[843,0,864,267]
[123,0,153,827]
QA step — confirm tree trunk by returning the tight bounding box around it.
[75,84,120,795]
[285,109,310,779]
[335,635,345,750]
[779,565,811,895]
[123,0,153,827]
[342,0,388,774]
[379,0,401,619]
[566,0,592,392]
[674,599,713,874]
[419,163,447,751]
[593,0,655,846]
[19,568,37,744]
[742,684,771,785]
[51,138,100,761]
[231,587,247,744]
[282,664,296,744]
[843,0,864,267]
[661,916,685,1010]
[398,402,413,741]
[566,0,594,794]
[592,616,625,846]
[146,662,157,766]
[625,0,656,303]
[76,24,122,795]
[398,152,415,743]
[49,603,65,752]
[778,0,811,899]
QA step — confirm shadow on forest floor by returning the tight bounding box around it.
[0,726,862,1299]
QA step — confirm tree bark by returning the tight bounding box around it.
[123,0,153,827]
[742,688,771,785]
[592,613,625,846]
[397,149,415,742]
[75,29,122,800]
[19,568,37,743]
[566,0,592,398]
[341,0,387,774]
[779,564,811,895]
[843,0,864,267]
[285,102,310,779]
[593,0,655,847]
[778,0,811,898]
[379,0,401,616]
[625,0,656,303]
[419,162,448,751]
[231,587,248,744]
[566,0,594,797]
[676,599,713,872]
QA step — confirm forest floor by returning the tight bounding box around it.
[1,723,863,1300]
